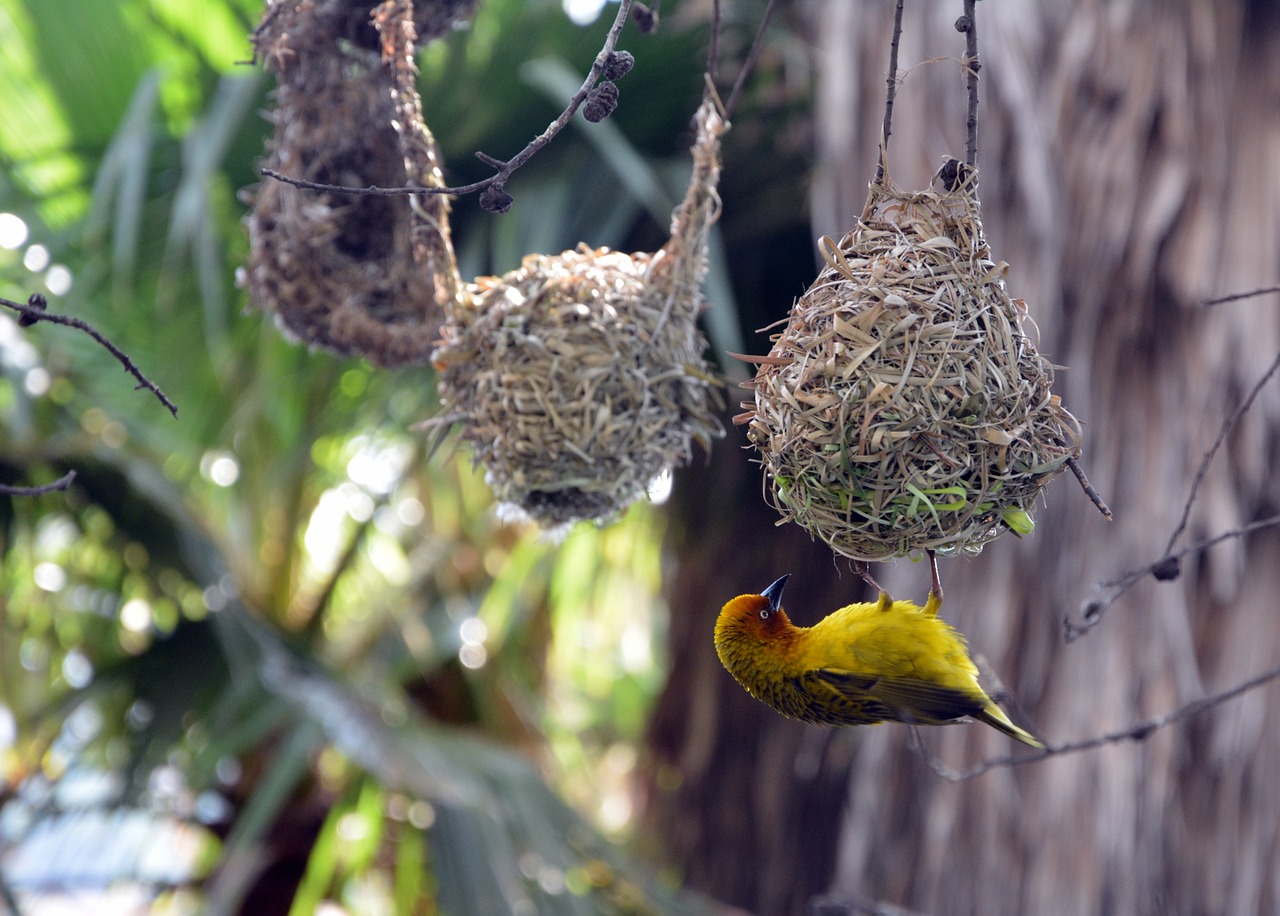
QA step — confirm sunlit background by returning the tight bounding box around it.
[0,0,730,912]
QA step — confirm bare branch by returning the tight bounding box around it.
[921,660,1280,781]
[1198,285,1280,308]
[1067,456,1113,520]
[1065,348,1280,641]
[708,0,720,85]
[0,470,76,497]
[958,0,980,166]
[723,0,779,120]
[875,0,906,184]
[1165,347,1280,554]
[0,294,178,418]
[1066,510,1280,642]
[261,0,636,205]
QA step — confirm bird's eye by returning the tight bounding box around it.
[758,608,771,621]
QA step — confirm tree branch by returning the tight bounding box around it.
[1198,284,1280,308]
[1066,348,1280,641]
[960,0,979,166]
[723,0,779,119]
[920,659,1280,781]
[1165,347,1280,555]
[0,294,177,417]
[1066,509,1280,643]
[261,0,636,205]
[1067,456,1113,520]
[0,470,76,497]
[874,0,906,184]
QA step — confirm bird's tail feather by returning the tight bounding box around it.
[976,705,1045,749]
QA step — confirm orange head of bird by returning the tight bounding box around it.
[716,573,794,642]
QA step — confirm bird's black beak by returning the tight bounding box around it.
[761,574,790,612]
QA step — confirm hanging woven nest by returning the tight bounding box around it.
[431,90,728,527]
[241,0,464,367]
[738,163,1082,560]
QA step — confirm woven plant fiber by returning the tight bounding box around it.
[242,0,461,367]
[431,92,728,527]
[740,166,1081,560]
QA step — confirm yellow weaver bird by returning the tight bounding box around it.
[713,559,1043,748]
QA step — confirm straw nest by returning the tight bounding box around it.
[431,91,728,527]
[241,0,463,367]
[739,164,1082,560]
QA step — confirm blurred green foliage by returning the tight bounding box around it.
[0,0,751,911]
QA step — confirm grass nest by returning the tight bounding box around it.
[738,163,1082,560]
[241,0,463,367]
[431,91,728,527]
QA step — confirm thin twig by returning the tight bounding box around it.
[875,0,907,184]
[723,0,779,119]
[708,0,720,85]
[1065,510,1280,642]
[1063,346,1280,641]
[0,295,178,417]
[0,470,76,497]
[1198,285,1280,308]
[261,0,635,203]
[1164,348,1280,555]
[922,659,1280,781]
[258,170,421,197]
[1067,456,1113,520]
[961,0,979,166]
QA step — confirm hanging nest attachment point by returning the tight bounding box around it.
[431,89,728,528]
[241,0,464,367]
[739,162,1082,560]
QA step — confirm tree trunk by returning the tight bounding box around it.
[646,2,1280,914]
